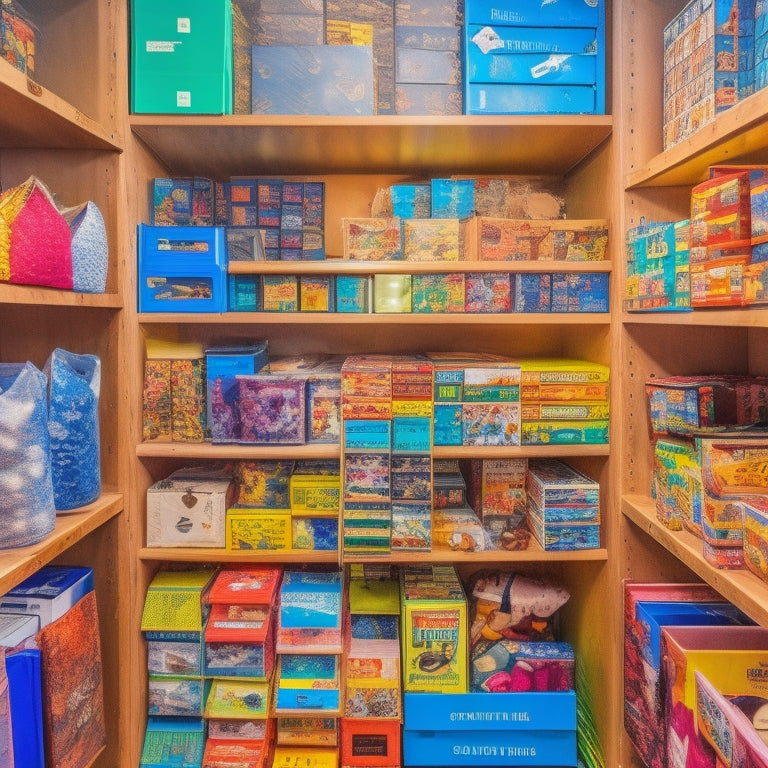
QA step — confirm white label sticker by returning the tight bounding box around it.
[177,17,191,33]
[177,91,191,108]
[146,41,177,53]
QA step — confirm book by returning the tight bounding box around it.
[0,566,93,627]
[5,647,44,768]
[36,590,106,768]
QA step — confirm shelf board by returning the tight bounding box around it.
[622,494,768,627]
[0,63,121,151]
[136,442,611,460]
[139,547,339,564]
[626,88,768,188]
[139,546,607,565]
[0,492,123,596]
[229,260,613,275]
[0,284,123,308]
[344,547,608,564]
[129,114,612,177]
[623,307,768,329]
[138,312,611,326]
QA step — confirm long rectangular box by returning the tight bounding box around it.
[131,0,233,114]
[402,691,577,767]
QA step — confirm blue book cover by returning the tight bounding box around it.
[5,648,44,768]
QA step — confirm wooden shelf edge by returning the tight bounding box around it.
[625,89,768,189]
[138,312,612,326]
[229,260,613,276]
[0,64,121,152]
[622,493,768,626]
[0,492,124,595]
[344,547,608,564]
[0,284,123,308]
[622,308,768,329]
[138,546,607,565]
[136,442,611,460]
[138,548,340,564]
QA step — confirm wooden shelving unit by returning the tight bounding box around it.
[0,1,131,765]
[617,3,768,766]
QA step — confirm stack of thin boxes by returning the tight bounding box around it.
[663,0,755,150]
[394,0,464,115]
[525,458,600,551]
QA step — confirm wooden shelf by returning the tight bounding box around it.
[139,545,607,565]
[136,442,611,460]
[0,62,121,151]
[344,547,608,564]
[138,311,612,326]
[138,547,339,564]
[625,88,768,189]
[622,494,768,627]
[623,307,768,328]
[229,260,614,275]
[0,492,123,596]
[0,284,123,308]
[129,114,612,177]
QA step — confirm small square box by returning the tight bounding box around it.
[300,275,334,312]
[238,375,307,444]
[341,718,401,768]
[262,274,299,311]
[336,275,371,313]
[138,225,228,313]
[146,467,236,548]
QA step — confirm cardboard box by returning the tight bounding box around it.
[131,0,233,114]
[400,565,468,693]
[662,625,768,767]
[138,225,228,312]
[140,717,204,766]
[146,467,235,547]
[204,677,270,719]
[341,718,401,768]
[238,375,307,444]
[148,676,207,717]
[251,44,375,115]
[275,654,341,714]
[276,717,338,747]
[204,602,274,678]
[402,691,577,766]
[622,581,748,768]
[141,568,216,633]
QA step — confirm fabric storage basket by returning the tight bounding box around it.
[0,361,56,547]
[62,200,108,294]
[45,348,102,511]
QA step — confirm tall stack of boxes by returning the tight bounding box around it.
[518,358,610,446]
[140,568,216,764]
[525,458,601,551]
[342,355,395,555]
[390,357,434,553]
[662,0,755,150]
[394,0,464,115]
[273,570,344,764]
[342,571,403,768]
[463,0,606,115]
[202,567,281,765]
